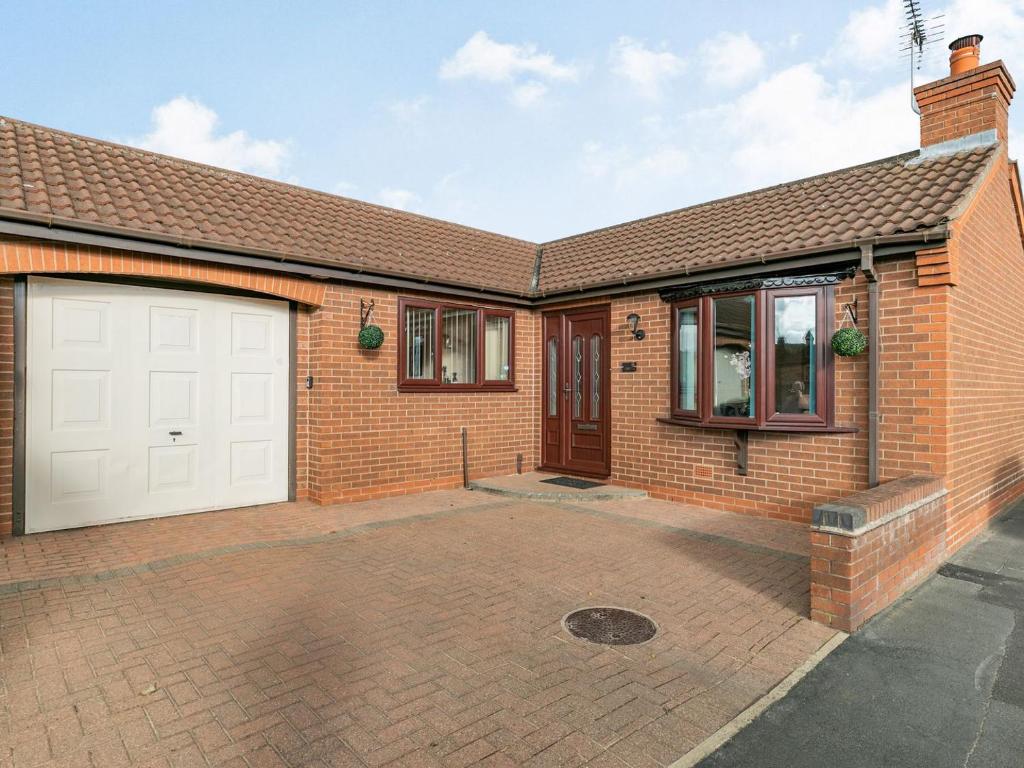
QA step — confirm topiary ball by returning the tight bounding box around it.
[831,327,867,357]
[358,324,384,350]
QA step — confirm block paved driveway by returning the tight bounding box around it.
[0,490,835,768]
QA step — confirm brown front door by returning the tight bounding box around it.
[542,306,611,477]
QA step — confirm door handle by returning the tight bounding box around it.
[563,382,570,399]
[168,431,182,437]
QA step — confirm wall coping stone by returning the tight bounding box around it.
[811,474,947,536]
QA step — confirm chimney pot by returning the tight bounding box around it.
[948,34,983,76]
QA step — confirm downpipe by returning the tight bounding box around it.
[861,244,880,488]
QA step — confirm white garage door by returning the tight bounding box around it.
[26,277,290,533]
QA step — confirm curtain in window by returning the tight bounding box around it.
[484,315,511,380]
[441,309,477,384]
[677,307,698,412]
[405,307,435,379]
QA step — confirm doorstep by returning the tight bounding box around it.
[468,470,648,501]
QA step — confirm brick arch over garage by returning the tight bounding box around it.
[0,239,327,306]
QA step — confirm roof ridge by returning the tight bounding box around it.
[0,115,539,248]
[540,150,925,246]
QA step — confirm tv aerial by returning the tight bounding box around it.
[900,0,945,114]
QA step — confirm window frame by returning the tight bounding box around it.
[764,286,831,427]
[398,297,515,392]
[671,299,701,420]
[669,285,835,429]
[706,290,762,429]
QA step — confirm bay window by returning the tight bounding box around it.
[669,285,834,429]
[399,298,514,390]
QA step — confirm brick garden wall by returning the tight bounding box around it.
[809,474,948,632]
[946,152,1024,551]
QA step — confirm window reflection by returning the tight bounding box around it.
[774,295,816,414]
[713,295,755,418]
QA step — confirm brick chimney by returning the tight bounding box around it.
[914,34,1016,147]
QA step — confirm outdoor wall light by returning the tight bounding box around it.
[626,313,646,341]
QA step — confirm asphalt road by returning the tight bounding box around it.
[698,498,1024,768]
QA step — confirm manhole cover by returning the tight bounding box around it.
[563,607,657,645]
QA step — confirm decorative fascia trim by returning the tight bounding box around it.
[658,267,857,303]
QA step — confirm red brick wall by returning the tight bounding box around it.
[915,62,1014,146]
[600,259,947,523]
[946,151,1024,551]
[1,154,1021,542]
[0,242,539,535]
[301,285,539,504]
[876,264,952,481]
[0,239,327,306]
[810,475,948,632]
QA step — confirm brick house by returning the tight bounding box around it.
[0,36,1022,626]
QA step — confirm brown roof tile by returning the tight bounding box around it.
[0,117,538,294]
[537,147,995,293]
[0,116,998,297]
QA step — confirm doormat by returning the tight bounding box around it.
[540,476,605,490]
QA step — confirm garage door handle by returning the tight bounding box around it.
[168,431,182,436]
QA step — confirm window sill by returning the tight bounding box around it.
[656,417,859,434]
[398,385,519,394]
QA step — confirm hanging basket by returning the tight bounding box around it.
[831,327,867,357]
[358,324,385,350]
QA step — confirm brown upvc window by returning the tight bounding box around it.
[669,286,834,428]
[398,298,515,391]
[672,300,700,418]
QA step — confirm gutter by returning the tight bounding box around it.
[0,210,535,306]
[0,207,948,310]
[531,228,948,305]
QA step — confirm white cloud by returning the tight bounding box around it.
[132,96,289,177]
[440,31,577,84]
[711,63,917,186]
[832,0,1024,77]
[387,96,429,122]
[699,32,765,88]
[378,187,421,211]
[940,0,1024,75]
[332,180,358,196]
[581,141,690,188]
[610,36,686,98]
[511,81,548,108]
[831,0,903,71]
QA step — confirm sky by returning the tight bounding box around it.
[5,1,1024,242]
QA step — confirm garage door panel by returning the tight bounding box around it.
[148,444,199,493]
[231,373,273,424]
[231,312,275,357]
[230,440,274,486]
[52,369,110,431]
[150,306,199,353]
[52,297,110,351]
[50,449,109,503]
[27,277,290,532]
[149,371,199,427]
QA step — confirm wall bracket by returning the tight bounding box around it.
[734,430,749,476]
[360,298,375,329]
